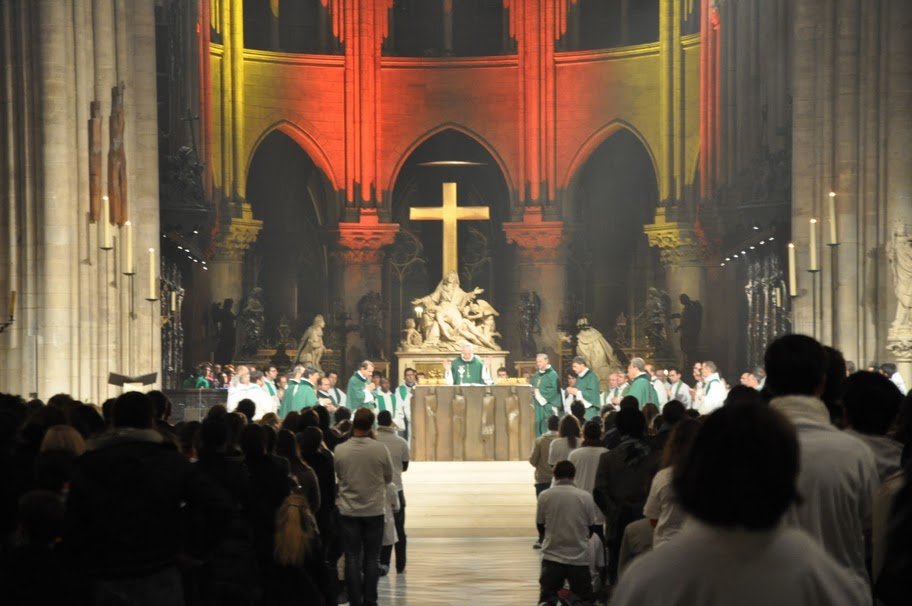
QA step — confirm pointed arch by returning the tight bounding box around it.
[563,120,659,193]
[247,119,340,192]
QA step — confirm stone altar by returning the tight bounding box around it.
[410,384,535,462]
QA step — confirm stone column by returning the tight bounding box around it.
[211,203,262,306]
[503,210,568,361]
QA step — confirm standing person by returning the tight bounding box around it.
[375,377,395,416]
[665,368,692,409]
[566,356,601,420]
[562,371,578,415]
[375,410,409,575]
[623,358,659,410]
[643,419,701,548]
[346,361,377,411]
[529,415,560,548]
[568,420,609,493]
[530,353,562,436]
[698,361,726,415]
[690,362,704,410]
[536,460,602,606]
[316,376,337,413]
[549,415,582,467]
[263,365,280,402]
[394,367,418,442]
[334,408,393,606]
[766,334,879,592]
[280,366,318,418]
[646,364,670,407]
[443,342,493,385]
[327,371,347,407]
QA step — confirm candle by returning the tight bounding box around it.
[788,243,797,296]
[123,221,134,274]
[170,291,177,312]
[827,192,838,245]
[8,290,15,318]
[100,195,112,250]
[809,218,819,271]
[148,248,157,300]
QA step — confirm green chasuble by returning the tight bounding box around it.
[376,390,394,415]
[575,368,601,420]
[264,379,277,397]
[622,373,659,410]
[451,356,485,385]
[280,378,317,417]
[529,366,561,436]
[346,371,371,409]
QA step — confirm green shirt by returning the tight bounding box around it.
[530,366,562,409]
[575,368,601,416]
[623,373,659,410]
[451,356,485,385]
[280,378,317,417]
[347,371,372,409]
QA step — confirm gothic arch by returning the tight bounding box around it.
[563,120,659,195]
[247,119,340,193]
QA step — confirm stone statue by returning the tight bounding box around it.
[88,100,102,220]
[295,314,327,369]
[673,294,703,369]
[406,271,502,352]
[236,287,265,358]
[575,317,623,391]
[214,298,236,363]
[357,291,386,359]
[107,82,128,225]
[645,287,671,355]
[519,291,542,359]
[887,223,912,328]
[400,318,423,350]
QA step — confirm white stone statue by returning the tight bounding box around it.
[295,314,327,369]
[887,222,912,328]
[575,318,623,391]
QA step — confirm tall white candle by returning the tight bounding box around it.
[123,221,134,274]
[100,196,112,249]
[809,219,819,271]
[788,243,797,296]
[148,248,156,300]
[170,291,177,312]
[827,192,838,245]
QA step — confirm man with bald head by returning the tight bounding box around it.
[443,342,493,385]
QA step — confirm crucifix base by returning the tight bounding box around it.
[395,349,509,385]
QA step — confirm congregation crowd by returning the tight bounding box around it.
[0,334,910,605]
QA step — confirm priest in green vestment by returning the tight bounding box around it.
[622,357,660,409]
[530,353,562,435]
[280,365,319,417]
[566,356,601,420]
[444,343,494,385]
[346,360,377,409]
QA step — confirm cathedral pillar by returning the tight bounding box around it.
[644,209,708,364]
[210,203,262,306]
[503,210,568,360]
[331,210,398,371]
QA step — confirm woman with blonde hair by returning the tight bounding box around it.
[36,425,86,493]
[273,493,330,604]
[40,425,86,456]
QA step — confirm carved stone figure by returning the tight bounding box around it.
[214,299,236,363]
[107,82,128,225]
[236,287,265,358]
[575,318,623,391]
[357,291,386,359]
[887,223,912,328]
[452,390,466,461]
[88,101,102,220]
[400,318,423,350]
[674,294,703,369]
[295,314,327,369]
[519,291,542,359]
[645,287,671,355]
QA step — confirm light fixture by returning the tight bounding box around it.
[749,246,755,250]
[414,305,424,319]
[733,254,739,258]
[720,263,726,267]
[725,257,731,261]
[759,240,765,245]
[829,191,836,198]
[752,225,760,231]
[741,250,747,254]
[768,236,775,241]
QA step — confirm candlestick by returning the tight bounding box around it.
[123,221,134,274]
[8,290,15,318]
[809,219,819,271]
[788,243,797,296]
[147,248,157,300]
[827,192,838,245]
[100,196,112,250]
[170,291,177,312]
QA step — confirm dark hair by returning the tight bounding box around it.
[225,412,248,450]
[661,400,686,426]
[313,404,332,435]
[764,334,826,396]
[263,424,277,454]
[236,399,256,422]
[377,410,393,426]
[101,398,117,426]
[842,371,902,435]
[558,414,581,448]
[334,406,352,424]
[281,411,301,433]
[177,421,200,457]
[881,362,898,376]
[615,407,647,438]
[642,403,659,428]
[113,392,155,429]
[661,418,701,469]
[297,426,324,457]
[570,401,586,420]
[553,460,576,480]
[276,429,302,464]
[240,424,267,458]
[198,416,229,455]
[146,390,172,421]
[70,404,106,439]
[205,404,228,420]
[372,370,383,379]
[352,408,375,432]
[404,367,417,375]
[724,385,766,408]
[822,346,847,425]
[298,409,320,431]
[619,396,639,410]
[582,420,602,444]
[546,415,560,432]
[359,360,372,370]
[674,402,799,530]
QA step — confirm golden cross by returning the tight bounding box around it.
[409,182,490,276]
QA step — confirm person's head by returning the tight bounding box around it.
[642,403,659,428]
[674,402,800,530]
[535,353,549,371]
[265,366,278,380]
[334,406,351,424]
[552,460,576,482]
[615,407,647,438]
[40,425,86,456]
[692,362,703,382]
[546,415,560,432]
[146,390,173,422]
[645,363,655,377]
[764,334,826,397]
[627,357,646,381]
[380,377,391,392]
[416,372,426,383]
[303,367,320,384]
[571,356,588,374]
[318,376,331,391]
[275,429,302,463]
[377,410,394,427]
[842,371,902,436]
[845,360,857,375]
[608,373,618,389]
[569,401,586,421]
[881,362,898,377]
[661,400,686,427]
[281,411,301,434]
[236,365,250,384]
[740,372,759,388]
[460,342,474,361]
[298,408,320,431]
[619,395,640,411]
[352,408,375,434]
[297,426,325,457]
[274,493,318,567]
[724,385,766,408]
[260,412,280,430]
[404,367,417,385]
[250,370,264,386]
[292,364,305,379]
[328,371,339,387]
[225,412,249,450]
[559,414,581,440]
[236,399,256,422]
[566,372,577,387]
[198,416,229,455]
[667,367,682,384]
[240,424,267,458]
[371,370,383,387]
[359,360,374,377]
[701,361,717,379]
[661,417,701,469]
[496,367,509,379]
[821,346,848,424]
[70,404,106,439]
[582,419,602,444]
[113,391,155,429]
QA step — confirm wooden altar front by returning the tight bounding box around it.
[410,385,535,462]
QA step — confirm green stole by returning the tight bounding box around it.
[376,391,394,414]
[452,356,484,384]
